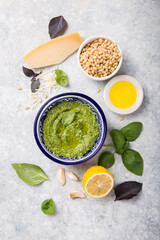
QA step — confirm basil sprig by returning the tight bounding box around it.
[98,122,143,176]
[116,141,130,155]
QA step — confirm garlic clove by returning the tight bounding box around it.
[66,171,80,181]
[57,168,65,186]
[70,191,86,199]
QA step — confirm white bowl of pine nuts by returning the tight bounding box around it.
[77,36,122,81]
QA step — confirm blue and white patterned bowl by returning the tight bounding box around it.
[34,92,107,165]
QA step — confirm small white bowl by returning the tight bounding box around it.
[77,35,123,81]
[103,75,144,115]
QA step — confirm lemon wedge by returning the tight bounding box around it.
[82,166,114,198]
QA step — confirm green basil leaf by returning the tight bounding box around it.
[122,149,143,176]
[123,142,130,151]
[121,122,143,141]
[98,151,115,169]
[116,142,130,155]
[116,149,125,155]
[62,111,76,127]
[41,198,55,215]
[55,67,68,87]
[110,129,126,150]
[12,163,49,185]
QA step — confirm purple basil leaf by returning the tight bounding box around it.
[114,181,142,201]
[34,71,42,77]
[31,78,40,93]
[48,16,67,39]
[22,66,36,77]
[23,66,42,79]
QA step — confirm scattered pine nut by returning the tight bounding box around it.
[16,103,22,112]
[24,106,29,110]
[38,98,42,103]
[96,88,100,93]
[31,95,37,100]
[44,94,48,98]
[119,117,124,121]
[17,86,22,90]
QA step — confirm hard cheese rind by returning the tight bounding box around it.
[23,32,83,68]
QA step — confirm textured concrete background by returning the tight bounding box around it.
[0,0,160,239]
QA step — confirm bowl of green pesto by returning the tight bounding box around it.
[34,92,107,165]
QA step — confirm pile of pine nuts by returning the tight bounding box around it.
[80,38,121,78]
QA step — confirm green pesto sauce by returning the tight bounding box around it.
[42,101,100,158]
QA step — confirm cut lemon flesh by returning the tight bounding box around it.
[82,166,114,198]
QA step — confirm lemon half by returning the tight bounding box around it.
[82,166,114,198]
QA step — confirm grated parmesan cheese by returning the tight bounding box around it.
[16,103,22,112]
[16,68,60,111]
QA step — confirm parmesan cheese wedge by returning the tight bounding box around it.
[23,32,83,68]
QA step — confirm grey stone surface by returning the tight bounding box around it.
[0,0,160,239]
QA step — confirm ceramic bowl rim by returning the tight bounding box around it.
[34,92,107,165]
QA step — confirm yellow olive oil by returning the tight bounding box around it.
[109,81,137,109]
